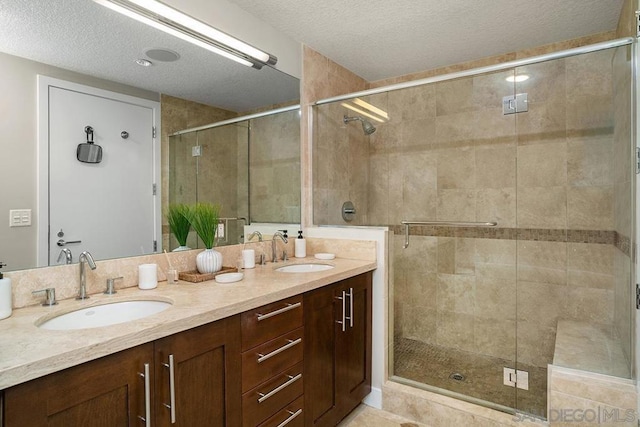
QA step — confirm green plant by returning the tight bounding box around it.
[188,202,221,249]
[165,203,191,247]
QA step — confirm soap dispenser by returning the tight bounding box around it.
[295,230,306,258]
[0,262,11,320]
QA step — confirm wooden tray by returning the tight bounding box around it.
[178,266,238,283]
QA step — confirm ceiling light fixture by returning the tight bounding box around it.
[506,74,530,83]
[93,0,277,69]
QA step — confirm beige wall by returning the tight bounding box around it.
[305,32,633,416]
[0,52,158,271]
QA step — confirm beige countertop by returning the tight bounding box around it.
[0,257,376,390]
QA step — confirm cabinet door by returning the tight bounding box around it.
[303,282,340,427]
[4,343,154,427]
[303,272,372,427]
[335,272,372,413]
[154,316,241,427]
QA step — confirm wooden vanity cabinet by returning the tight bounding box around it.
[241,295,304,427]
[154,315,241,427]
[3,343,154,426]
[2,316,241,427]
[303,272,372,427]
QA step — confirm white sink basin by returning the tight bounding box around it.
[275,263,334,273]
[38,300,172,330]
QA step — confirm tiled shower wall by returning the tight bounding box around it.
[314,45,633,378]
[250,110,301,224]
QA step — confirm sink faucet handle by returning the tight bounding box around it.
[104,276,123,295]
[32,288,58,306]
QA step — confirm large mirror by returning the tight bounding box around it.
[0,0,300,271]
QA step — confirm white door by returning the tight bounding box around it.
[48,86,156,264]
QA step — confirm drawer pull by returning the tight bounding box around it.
[257,373,302,403]
[277,408,303,427]
[335,291,346,332]
[256,302,301,321]
[257,338,302,363]
[162,354,177,424]
[137,363,151,427]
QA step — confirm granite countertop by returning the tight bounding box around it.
[0,257,376,390]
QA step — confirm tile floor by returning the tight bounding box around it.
[393,338,547,418]
[338,404,432,427]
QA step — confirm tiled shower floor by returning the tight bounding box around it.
[393,338,547,418]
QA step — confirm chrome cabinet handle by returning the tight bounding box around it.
[257,373,302,403]
[256,302,301,321]
[335,291,346,332]
[163,354,177,424]
[137,363,151,427]
[56,239,81,247]
[257,338,302,363]
[347,287,354,328]
[276,409,303,427]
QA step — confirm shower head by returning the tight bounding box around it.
[343,115,376,135]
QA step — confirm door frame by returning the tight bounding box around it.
[36,76,161,267]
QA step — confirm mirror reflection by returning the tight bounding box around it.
[167,107,301,251]
[0,0,300,272]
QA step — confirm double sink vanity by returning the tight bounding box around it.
[0,254,375,426]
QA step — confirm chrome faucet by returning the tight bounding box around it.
[247,231,263,242]
[57,248,73,265]
[77,251,96,300]
[271,232,288,263]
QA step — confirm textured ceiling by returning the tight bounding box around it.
[226,0,626,81]
[0,0,625,110]
[0,0,299,112]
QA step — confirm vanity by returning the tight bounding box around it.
[0,257,374,426]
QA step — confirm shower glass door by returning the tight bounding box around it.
[312,42,634,421]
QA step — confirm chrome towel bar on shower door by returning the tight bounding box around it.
[401,220,498,248]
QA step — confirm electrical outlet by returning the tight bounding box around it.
[217,222,225,239]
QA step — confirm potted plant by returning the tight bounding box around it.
[188,202,223,273]
[166,203,192,251]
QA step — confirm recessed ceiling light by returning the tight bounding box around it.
[506,74,529,82]
[145,48,180,62]
[135,58,153,67]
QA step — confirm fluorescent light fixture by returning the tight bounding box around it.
[94,0,277,69]
[506,74,530,83]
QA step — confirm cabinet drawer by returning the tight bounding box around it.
[257,396,304,427]
[242,362,303,427]
[242,327,304,392]
[242,295,303,351]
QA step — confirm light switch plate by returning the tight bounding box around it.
[9,209,31,227]
[503,367,516,387]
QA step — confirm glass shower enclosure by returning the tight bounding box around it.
[313,41,634,418]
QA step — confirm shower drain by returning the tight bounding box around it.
[449,372,466,382]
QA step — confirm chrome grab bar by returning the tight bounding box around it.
[401,220,497,249]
